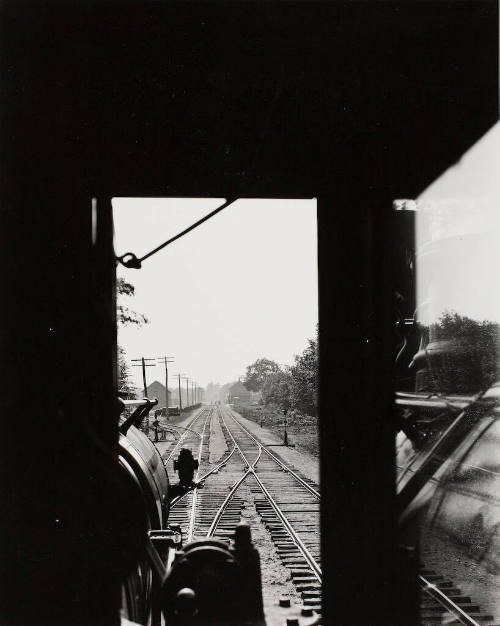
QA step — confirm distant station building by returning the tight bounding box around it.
[228,381,251,404]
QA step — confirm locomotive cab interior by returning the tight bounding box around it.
[1,1,497,625]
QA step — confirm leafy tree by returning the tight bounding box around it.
[243,358,281,391]
[241,329,319,415]
[118,345,136,397]
[117,277,148,395]
[262,369,294,412]
[417,311,500,394]
[290,333,318,416]
[117,277,149,326]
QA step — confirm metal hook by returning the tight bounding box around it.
[117,252,142,269]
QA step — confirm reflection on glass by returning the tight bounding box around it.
[415,198,500,396]
[395,123,500,624]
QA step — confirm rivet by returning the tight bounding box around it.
[279,596,291,608]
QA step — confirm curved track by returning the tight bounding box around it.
[217,408,321,582]
[419,570,497,626]
[178,405,322,613]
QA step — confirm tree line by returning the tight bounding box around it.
[243,328,318,416]
[414,311,500,395]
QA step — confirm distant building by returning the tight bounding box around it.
[138,380,205,409]
[137,380,171,408]
[227,381,251,404]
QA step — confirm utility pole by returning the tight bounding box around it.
[131,357,156,398]
[131,357,156,434]
[157,356,174,418]
[174,373,185,413]
[182,376,190,408]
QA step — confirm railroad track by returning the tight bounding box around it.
[213,406,322,613]
[419,568,499,626]
[160,406,498,625]
[166,406,246,543]
[161,404,322,616]
[161,406,209,468]
[162,407,212,541]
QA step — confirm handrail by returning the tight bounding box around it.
[119,397,158,435]
[397,398,486,518]
[121,398,153,407]
[396,392,475,411]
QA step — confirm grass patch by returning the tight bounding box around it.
[234,405,319,457]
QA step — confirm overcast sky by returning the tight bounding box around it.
[113,198,318,391]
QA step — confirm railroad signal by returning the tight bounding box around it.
[282,409,294,447]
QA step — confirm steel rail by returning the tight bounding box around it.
[206,469,252,538]
[206,444,262,538]
[198,444,237,482]
[186,411,212,542]
[419,575,481,626]
[169,443,238,509]
[163,406,207,465]
[218,408,322,582]
[226,407,320,499]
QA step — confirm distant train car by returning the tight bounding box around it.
[168,405,180,416]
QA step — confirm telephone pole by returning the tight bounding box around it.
[157,356,174,417]
[182,376,190,408]
[131,357,156,434]
[131,357,156,398]
[173,373,185,412]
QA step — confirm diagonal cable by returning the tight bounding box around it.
[116,198,237,269]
